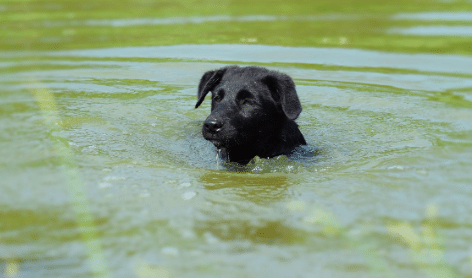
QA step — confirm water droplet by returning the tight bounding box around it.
[99,182,112,189]
[180,182,191,187]
[182,191,196,200]
[161,247,179,257]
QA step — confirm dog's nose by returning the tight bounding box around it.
[204,119,223,133]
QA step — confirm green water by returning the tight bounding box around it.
[1,1,472,277]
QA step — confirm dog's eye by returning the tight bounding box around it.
[213,95,222,102]
[236,89,254,109]
[239,98,252,108]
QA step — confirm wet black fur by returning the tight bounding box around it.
[195,65,306,164]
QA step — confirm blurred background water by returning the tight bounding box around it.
[1,1,472,277]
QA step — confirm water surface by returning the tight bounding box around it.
[1,1,472,278]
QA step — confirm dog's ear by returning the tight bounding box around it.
[195,67,228,108]
[262,73,302,120]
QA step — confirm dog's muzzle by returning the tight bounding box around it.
[203,118,223,134]
[202,118,225,148]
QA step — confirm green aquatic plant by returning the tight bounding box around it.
[135,261,172,278]
[388,204,458,278]
[32,83,110,278]
[287,201,464,278]
[3,260,19,278]
[0,234,19,278]
[286,200,397,278]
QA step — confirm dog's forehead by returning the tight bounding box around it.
[217,75,266,93]
[218,80,261,90]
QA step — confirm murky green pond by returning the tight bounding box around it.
[1,1,472,277]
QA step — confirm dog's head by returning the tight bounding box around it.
[195,66,303,161]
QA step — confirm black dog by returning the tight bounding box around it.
[195,65,306,164]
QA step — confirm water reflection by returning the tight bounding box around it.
[392,12,472,21]
[49,44,472,74]
[2,40,472,277]
[390,12,472,36]
[195,171,303,245]
[199,171,288,203]
[37,14,358,28]
[194,218,305,245]
[389,26,472,36]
